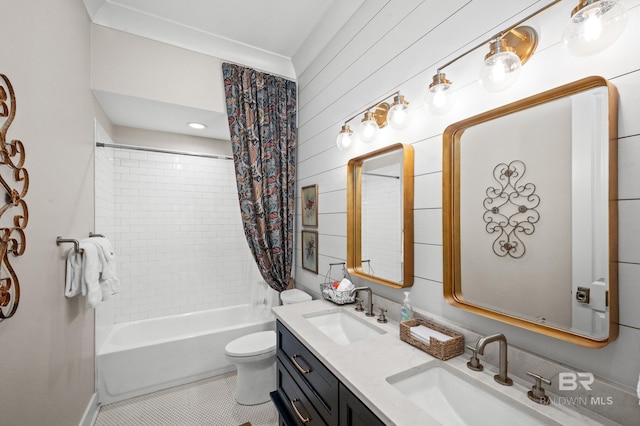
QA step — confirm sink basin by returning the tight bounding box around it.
[386,362,556,426]
[303,309,385,345]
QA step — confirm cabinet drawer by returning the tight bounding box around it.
[277,321,339,423]
[275,360,327,425]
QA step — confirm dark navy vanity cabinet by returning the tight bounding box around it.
[271,321,384,426]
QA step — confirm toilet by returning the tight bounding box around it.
[224,288,312,405]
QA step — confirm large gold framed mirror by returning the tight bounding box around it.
[347,143,414,288]
[443,76,618,348]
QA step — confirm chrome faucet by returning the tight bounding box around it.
[350,286,374,317]
[475,333,513,386]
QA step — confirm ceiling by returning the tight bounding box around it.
[84,0,359,141]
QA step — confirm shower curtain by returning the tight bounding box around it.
[222,62,297,293]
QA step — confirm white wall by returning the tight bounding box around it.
[0,1,96,424]
[91,24,225,114]
[294,0,640,399]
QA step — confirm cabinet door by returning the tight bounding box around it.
[277,321,339,424]
[339,383,385,426]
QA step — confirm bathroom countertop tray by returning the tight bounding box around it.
[399,318,464,361]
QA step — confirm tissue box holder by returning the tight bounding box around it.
[320,282,355,305]
[399,318,464,361]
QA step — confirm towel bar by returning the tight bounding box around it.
[56,233,104,254]
[56,236,81,253]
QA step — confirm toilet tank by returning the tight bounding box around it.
[280,288,312,305]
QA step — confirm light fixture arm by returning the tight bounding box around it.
[435,0,563,74]
[341,90,401,126]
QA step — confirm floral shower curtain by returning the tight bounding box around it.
[222,62,297,293]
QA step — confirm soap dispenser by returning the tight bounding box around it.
[401,291,413,321]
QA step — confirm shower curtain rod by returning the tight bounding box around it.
[96,142,233,160]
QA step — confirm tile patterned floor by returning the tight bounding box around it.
[95,372,279,426]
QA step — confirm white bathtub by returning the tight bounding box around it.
[97,304,275,404]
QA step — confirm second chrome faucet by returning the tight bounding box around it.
[471,333,513,386]
[350,286,374,316]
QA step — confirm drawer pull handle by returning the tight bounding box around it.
[290,398,310,424]
[291,354,311,374]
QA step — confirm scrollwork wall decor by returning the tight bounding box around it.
[0,74,29,320]
[483,160,539,259]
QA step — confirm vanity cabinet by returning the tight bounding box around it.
[338,383,385,426]
[271,321,383,426]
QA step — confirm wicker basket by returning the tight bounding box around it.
[319,262,356,305]
[399,318,464,361]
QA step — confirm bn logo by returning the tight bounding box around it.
[559,372,594,391]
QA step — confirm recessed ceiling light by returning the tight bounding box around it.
[187,122,207,130]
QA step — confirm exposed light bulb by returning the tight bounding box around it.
[425,72,456,114]
[562,0,627,56]
[479,39,522,92]
[388,94,412,130]
[359,111,379,143]
[584,12,604,41]
[336,124,357,151]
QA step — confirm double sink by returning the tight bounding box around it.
[299,305,586,425]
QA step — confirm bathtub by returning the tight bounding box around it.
[97,304,274,404]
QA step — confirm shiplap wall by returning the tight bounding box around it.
[294,0,640,393]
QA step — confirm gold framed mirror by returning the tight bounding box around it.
[347,143,414,288]
[443,76,618,347]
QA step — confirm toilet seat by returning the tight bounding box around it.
[225,330,276,358]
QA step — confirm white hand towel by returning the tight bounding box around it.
[90,237,120,299]
[64,248,83,298]
[80,241,103,308]
[79,237,120,308]
[410,325,453,344]
[337,278,354,291]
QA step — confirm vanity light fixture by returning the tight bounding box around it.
[336,124,357,151]
[424,72,455,114]
[359,110,379,143]
[562,0,628,56]
[387,93,412,130]
[335,91,410,150]
[424,0,627,111]
[425,21,541,113]
[479,37,524,92]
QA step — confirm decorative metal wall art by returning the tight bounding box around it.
[483,160,539,258]
[0,74,29,320]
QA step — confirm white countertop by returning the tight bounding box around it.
[272,299,613,426]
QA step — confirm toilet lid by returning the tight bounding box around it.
[281,288,312,304]
[225,330,276,357]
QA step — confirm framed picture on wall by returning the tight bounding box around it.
[301,184,318,227]
[301,230,318,273]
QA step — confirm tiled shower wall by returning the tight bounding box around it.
[95,144,255,350]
